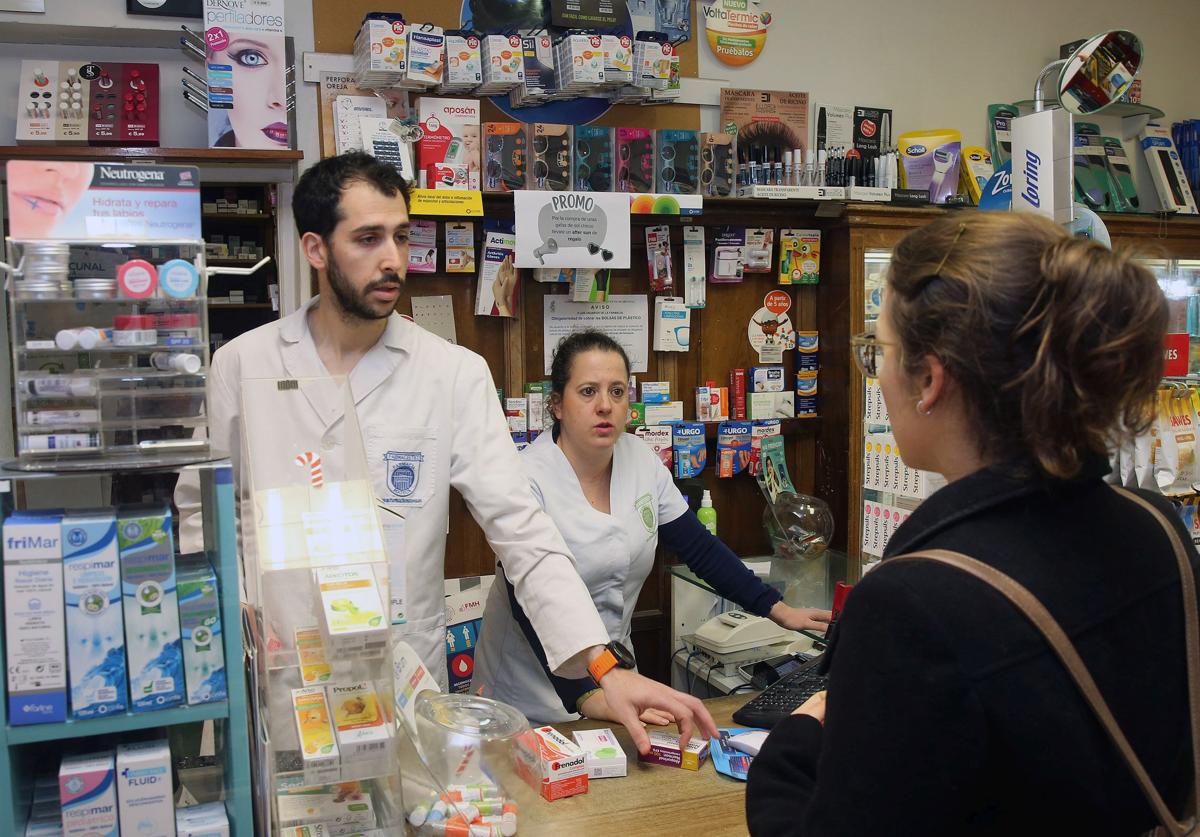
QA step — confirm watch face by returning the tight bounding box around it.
[609,641,636,669]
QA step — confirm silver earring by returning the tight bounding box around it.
[917,400,933,416]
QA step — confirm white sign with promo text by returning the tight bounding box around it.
[514,190,631,269]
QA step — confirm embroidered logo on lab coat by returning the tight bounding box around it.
[385,451,424,500]
[635,493,656,534]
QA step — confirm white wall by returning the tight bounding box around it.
[696,0,1200,148]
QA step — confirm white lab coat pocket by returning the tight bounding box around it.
[366,426,439,510]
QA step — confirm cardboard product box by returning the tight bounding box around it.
[313,564,388,656]
[116,740,173,837]
[329,681,391,759]
[527,726,588,801]
[573,728,628,778]
[291,686,340,772]
[60,751,117,837]
[638,731,710,770]
[644,401,684,426]
[417,97,481,190]
[634,424,674,471]
[277,789,377,829]
[177,554,227,705]
[175,801,230,837]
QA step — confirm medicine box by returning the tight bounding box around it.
[23,819,63,836]
[277,788,377,828]
[644,401,684,426]
[295,626,332,686]
[4,511,68,725]
[60,751,118,837]
[750,365,786,393]
[528,726,589,801]
[63,508,126,719]
[177,554,227,704]
[291,686,339,771]
[313,564,388,656]
[116,740,173,837]
[118,505,185,711]
[640,381,671,404]
[637,731,711,770]
[1139,123,1199,214]
[329,681,392,759]
[750,391,795,420]
[573,728,628,778]
[175,801,230,837]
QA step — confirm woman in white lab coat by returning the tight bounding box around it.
[471,330,831,724]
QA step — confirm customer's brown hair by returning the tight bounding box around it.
[886,212,1167,479]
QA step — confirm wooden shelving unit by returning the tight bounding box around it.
[0,146,302,165]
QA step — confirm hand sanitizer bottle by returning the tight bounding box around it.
[698,490,717,536]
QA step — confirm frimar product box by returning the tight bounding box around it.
[638,731,711,770]
[118,505,185,711]
[572,727,628,778]
[4,511,68,725]
[291,686,340,771]
[60,751,118,837]
[329,681,392,759]
[177,554,227,704]
[528,726,588,801]
[116,740,173,837]
[175,801,230,837]
[313,564,388,656]
[62,508,127,719]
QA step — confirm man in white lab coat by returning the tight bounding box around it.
[175,152,715,751]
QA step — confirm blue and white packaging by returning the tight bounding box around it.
[177,554,227,705]
[672,422,706,478]
[4,511,68,725]
[175,801,230,837]
[641,381,671,404]
[750,365,785,393]
[62,509,127,719]
[118,506,185,711]
[116,740,174,837]
[717,421,753,478]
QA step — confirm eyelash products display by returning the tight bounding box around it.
[574,125,615,192]
[528,123,573,191]
[616,127,655,193]
[656,129,700,195]
[700,132,736,197]
[484,122,527,192]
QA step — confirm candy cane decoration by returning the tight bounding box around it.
[295,451,324,488]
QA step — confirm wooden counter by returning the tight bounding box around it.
[519,694,754,836]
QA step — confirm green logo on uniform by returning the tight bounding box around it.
[635,493,655,534]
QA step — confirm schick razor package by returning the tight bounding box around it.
[672,422,706,478]
[1102,136,1139,211]
[118,506,185,711]
[717,421,753,478]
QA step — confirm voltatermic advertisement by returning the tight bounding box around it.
[204,0,289,149]
[6,161,201,240]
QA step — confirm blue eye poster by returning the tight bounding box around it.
[204,0,290,149]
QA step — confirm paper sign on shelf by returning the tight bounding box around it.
[543,294,648,373]
[514,190,631,269]
[409,189,483,218]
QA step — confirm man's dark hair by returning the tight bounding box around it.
[292,152,410,241]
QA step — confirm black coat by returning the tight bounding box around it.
[746,458,1198,836]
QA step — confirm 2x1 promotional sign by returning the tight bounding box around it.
[514,190,632,269]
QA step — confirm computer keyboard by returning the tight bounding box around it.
[732,654,828,729]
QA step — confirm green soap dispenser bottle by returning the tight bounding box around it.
[698,490,717,536]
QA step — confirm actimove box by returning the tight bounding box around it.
[529,726,588,801]
[637,731,710,770]
[116,740,173,837]
[118,505,185,711]
[177,554,227,705]
[60,751,118,837]
[573,727,627,778]
[4,511,68,724]
[62,509,127,719]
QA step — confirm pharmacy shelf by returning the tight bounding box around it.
[202,213,274,222]
[701,415,818,439]
[0,145,302,165]
[6,700,229,745]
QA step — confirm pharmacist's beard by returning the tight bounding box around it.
[325,249,401,322]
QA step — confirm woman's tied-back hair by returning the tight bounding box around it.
[886,212,1167,479]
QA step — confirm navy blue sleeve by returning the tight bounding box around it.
[499,565,597,714]
[660,511,783,616]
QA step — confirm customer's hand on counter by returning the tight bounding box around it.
[769,602,833,633]
[579,689,676,726]
[791,689,827,724]
[596,666,719,755]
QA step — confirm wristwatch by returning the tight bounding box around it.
[587,640,636,685]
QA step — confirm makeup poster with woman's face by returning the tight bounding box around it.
[204,0,290,150]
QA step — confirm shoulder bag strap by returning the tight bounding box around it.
[893,486,1198,836]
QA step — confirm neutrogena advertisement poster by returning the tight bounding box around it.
[6,161,201,240]
[204,0,289,149]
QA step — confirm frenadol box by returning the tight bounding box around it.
[4,511,68,725]
[177,554,227,705]
[314,564,388,656]
[528,725,588,801]
[116,740,173,837]
[572,727,627,778]
[60,751,118,837]
[118,505,185,711]
[175,801,230,837]
[62,509,126,719]
[638,731,710,770]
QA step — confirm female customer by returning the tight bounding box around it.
[472,330,831,724]
[746,212,1198,835]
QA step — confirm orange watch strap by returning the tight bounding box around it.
[587,648,619,684]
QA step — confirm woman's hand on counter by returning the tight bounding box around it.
[792,690,827,724]
[769,602,833,633]
[597,667,719,755]
[580,689,676,726]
